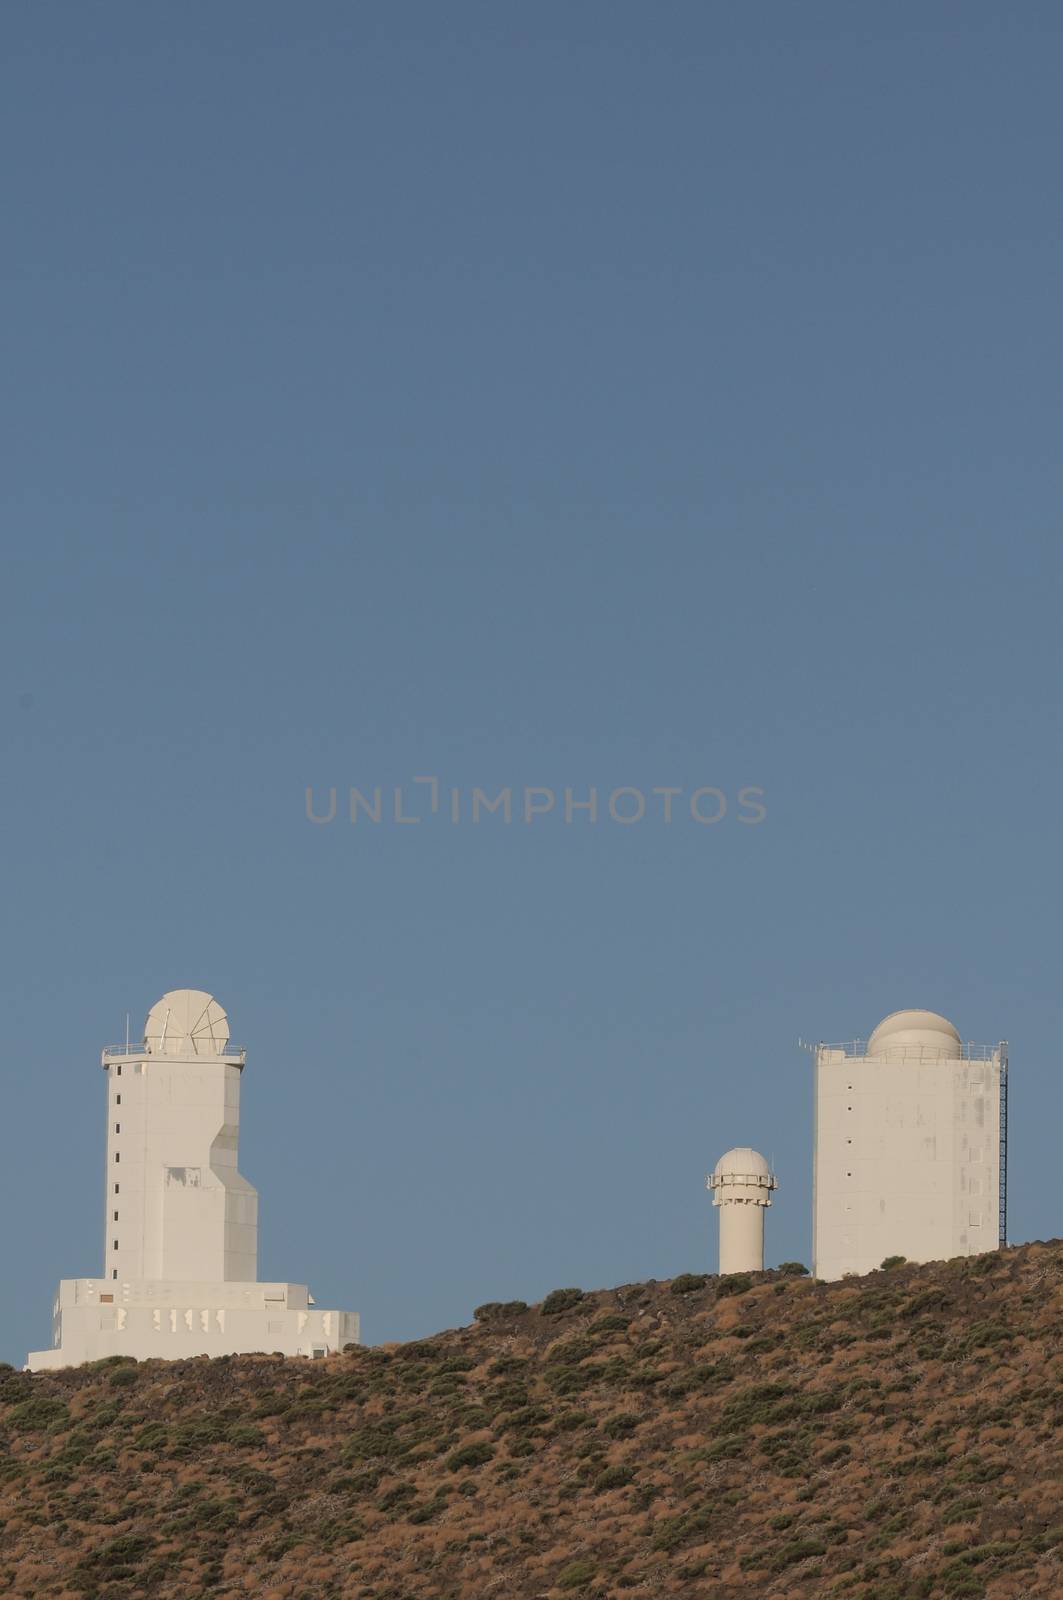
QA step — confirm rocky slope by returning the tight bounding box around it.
[1,1241,1060,1599]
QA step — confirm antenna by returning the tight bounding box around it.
[124,1012,130,1052]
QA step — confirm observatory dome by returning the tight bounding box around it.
[712,1147,772,1181]
[866,1009,961,1059]
[144,989,230,1056]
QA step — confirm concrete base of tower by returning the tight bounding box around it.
[26,1278,359,1370]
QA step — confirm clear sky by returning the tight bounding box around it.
[2,4,1062,1364]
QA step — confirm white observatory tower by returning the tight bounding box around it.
[707,1147,777,1273]
[812,1009,1007,1281]
[28,989,359,1370]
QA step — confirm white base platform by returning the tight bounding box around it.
[27,1277,359,1370]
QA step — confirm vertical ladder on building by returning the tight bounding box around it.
[998,1046,1009,1248]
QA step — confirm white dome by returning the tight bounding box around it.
[866,1009,961,1059]
[712,1146,772,1180]
[144,989,230,1056]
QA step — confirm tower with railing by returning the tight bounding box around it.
[707,1147,777,1273]
[28,989,359,1369]
[812,1009,1007,1280]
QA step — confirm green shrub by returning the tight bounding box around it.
[776,1261,809,1277]
[589,1312,630,1333]
[557,1561,597,1589]
[652,1507,713,1551]
[7,1396,69,1432]
[819,1442,851,1464]
[670,1273,708,1295]
[688,1434,745,1462]
[445,1441,494,1472]
[540,1288,585,1316]
[377,1482,416,1512]
[603,1412,639,1438]
[717,1274,754,1297]
[771,1537,827,1570]
[226,1424,264,1447]
[880,1255,907,1270]
[474,1300,529,1322]
[594,1464,634,1491]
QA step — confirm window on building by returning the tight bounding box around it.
[112,1269,118,1280]
[114,1183,119,1195]
[113,1239,118,1251]
[113,1211,119,1222]
[116,1094,121,1106]
[100,1294,113,1304]
[115,1123,120,1134]
[114,1152,120,1163]
[117,1065,122,1076]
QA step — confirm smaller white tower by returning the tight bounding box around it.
[707,1147,777,1273]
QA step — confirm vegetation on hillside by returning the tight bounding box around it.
[1,1241,1060,1598]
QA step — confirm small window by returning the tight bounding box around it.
[117,1064,122,1077]
[100,1293,113,1304]
[113,1211,119,1222]
[112,1269,118,1280]
[116,1094,121,1106]
[113,1239,119,1250]
[114,1152,120,1163]
[114,1183,120,1195]
[115,1123,120,1134]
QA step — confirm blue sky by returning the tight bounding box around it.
[2,3,1062,1363]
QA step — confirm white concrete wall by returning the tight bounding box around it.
[28,1279,358,1370]
[813,1045,1003,1279]
[103,1049,258,1286]
[718,1201,765,1274]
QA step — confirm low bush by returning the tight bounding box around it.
[669,1273,708,1295]
[557,1560,597,1589]
[445,1441,494,1472]
[594,1464,634,1491]
[603,1412,640,1438]
[716,1274,754,1297]
[540,1288,585,1317]
[474,1300,529,1322]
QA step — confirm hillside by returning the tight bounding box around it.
[1,1243,1060,1600]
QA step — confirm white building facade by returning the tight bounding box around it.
[812,1009,1007,1281]
[28,989,359,1369]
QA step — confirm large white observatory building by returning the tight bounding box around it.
[813,1009,1007,1281]
[28,989,359,1370]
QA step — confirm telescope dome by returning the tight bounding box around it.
[144,989,230,1056]
[712,1147,772,1181]
[866,1009,961,1059]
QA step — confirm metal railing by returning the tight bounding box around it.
[100,1043,247,1064]
[815,1040,1005,1062]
